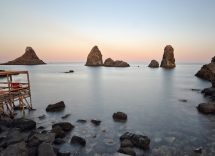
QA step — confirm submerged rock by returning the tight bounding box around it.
[11,118,36,131]
[148,60,159,68]
[64,70,74,73]
[70,136,86,146]
[160,45,176,68]
[104,58,130,67]
[197,102,215,114]
[195,56,215,81]
[120,132,150,150]
[91,119,101,126]
[1,47,45,65]
[46,101,65,112]
[113,112,127,121]
[85,46,103,66]
[61,114,71,119]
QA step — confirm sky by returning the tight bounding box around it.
[0,0,215,63]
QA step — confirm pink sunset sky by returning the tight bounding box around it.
[0,0,214,63]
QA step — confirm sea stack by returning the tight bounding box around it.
[104,58,130,67]
[148,60,159,68]
[160,45,176,68]
[195,56,215,81]
[85,46,103,66]
[1,47,45,65]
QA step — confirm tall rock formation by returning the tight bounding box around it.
[195,56,215,81]
[1,47,45,65]
[85,46,103,66]
[160,45,176,68]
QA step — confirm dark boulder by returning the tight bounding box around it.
[113,112,127,121]
[46,101,65,112]
[51,126,66,138]
[120,132,150,150]
[160,45,176,68]
[52,122,74,131]
[148,60,159,68]
[11,118,36,131]
[91,119,101,126]
[197,102,215,114]
[1,141,28,156]
[70,136,86,146]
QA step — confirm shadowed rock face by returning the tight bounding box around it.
[104,58,130,67]
[1,47,45,65]
[148,60,159,68]
[160,45,176,68]
[195,56,215,82]
[85,46,103,66]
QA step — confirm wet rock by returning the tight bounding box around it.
[76,119,87,123]
[148,60,159,68]
[120,132,150,150]
[28,132,55,144]
[38,142,56,156]
[38,114,46,120]
[121,139,133,147]
[6,128,29,145]
[53,138,65,145]
[11,118,36,131]
[37,126,45,130]
[104,58,130,67]
[202,87,215,100]
[70,136,86,146]
[191,89,202,92]
[1,141,28,156]
[1,47,46,65]
[51,126,66,138]
[57,151,71,156]
[118,147,136,156]
[91,119,101,126]
[85,46,103,66]
[61,114,71,119]
[160,45,176,68]
[197,102,215,114]
[52,122,74,131]
[64,70,74,73]
[46,101,65,112]
[194,147,202,154]
[179,99,188,103]
[113,112,128,121]
[195,56,215,81]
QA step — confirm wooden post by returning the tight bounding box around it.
[27,72,32,109]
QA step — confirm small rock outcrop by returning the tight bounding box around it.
[91,119,101,126]
[148,60,159,68]
[160,45,176,68]
[113,112,127,121]
[46,101,65,112]
[85,46,103,66]
[104,58,130,67]
[197,102,215,114]
[195,56,215,81]
[1,47,46,65]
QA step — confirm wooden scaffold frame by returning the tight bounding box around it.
[0,70,33,118]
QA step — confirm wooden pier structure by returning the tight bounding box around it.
[0,71,32,118]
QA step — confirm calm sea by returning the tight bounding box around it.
[0,63,214,156]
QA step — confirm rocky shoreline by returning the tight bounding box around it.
[0,102,151,156]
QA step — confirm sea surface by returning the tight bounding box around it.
[0,63,214,156]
